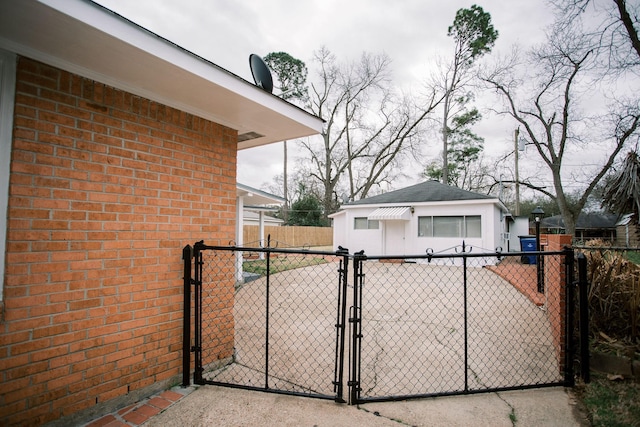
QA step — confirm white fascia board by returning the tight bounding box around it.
[344,198,503,210]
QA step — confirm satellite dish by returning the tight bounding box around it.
[249,54,273,94]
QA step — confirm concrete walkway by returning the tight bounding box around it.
[83,389,192,427]
[85,384,588,427]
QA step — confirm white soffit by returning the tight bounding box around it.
[368,207,412,221]
[237,183,285,206]
[0,0,323,150]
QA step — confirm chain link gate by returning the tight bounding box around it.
[184,241,350,402]
[183,242,583,405]
[348,247,576,404]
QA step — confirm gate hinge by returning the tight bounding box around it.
[190,346,201,353]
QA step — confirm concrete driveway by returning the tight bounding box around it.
[142,384,587,427]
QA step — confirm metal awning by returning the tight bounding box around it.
[368,206,411,221]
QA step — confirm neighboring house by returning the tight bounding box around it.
[237,183,285,238]
[0,1,322,426]
[236,183,284,267]
[329,180,511,259]
[541,212,618,243]
[243,210,283,227]
[509,216,531,252]
[236,182,285,247]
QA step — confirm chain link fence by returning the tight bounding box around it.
[184,243,578,404]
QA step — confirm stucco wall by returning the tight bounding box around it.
[0,58,237,426]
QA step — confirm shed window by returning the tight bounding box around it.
[354,217,379,230]
[418,215,481,238]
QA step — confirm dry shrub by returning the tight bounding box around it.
[581,240,640,348]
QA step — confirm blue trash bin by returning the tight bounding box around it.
[518,235,537,264]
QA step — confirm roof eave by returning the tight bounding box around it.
[343,198,504,209]
[0,0,323,149]
[237,183,285,205]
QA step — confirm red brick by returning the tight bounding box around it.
[31,305,69,322]
[6,294,47,312]
[97,385,128,403]
[86,414,119,427]
[160,390,183,402]
[2,381,46,404]
[3,57,238,427]
[148,396,172,409]
[52,330,87,346]
[122,410,149,425]
[5,360,48,381]
[31,366,70,385]
[134,404,161,418]
[33,324,70,339]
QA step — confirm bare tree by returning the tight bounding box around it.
[303,48,442,219]
[482,21,640,235]
[349,91,444,199]
[552,0,640,72]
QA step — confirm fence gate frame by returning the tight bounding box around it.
[183,240,350,402]
[183,242,589,405]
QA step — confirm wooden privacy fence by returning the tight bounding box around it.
[243,225,333,247]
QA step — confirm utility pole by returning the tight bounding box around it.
[514,128,521,216]
[283,140,288,223]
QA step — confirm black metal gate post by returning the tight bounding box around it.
[577,253,590,383]
[333,247,349,403]
[564,246,575,387]
[182,244,193,387]
[349,251,365,405]
[192,240,205,384]
[264,239,271,389]
[462,242,469,392]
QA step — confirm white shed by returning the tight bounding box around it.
[329,180,511,257]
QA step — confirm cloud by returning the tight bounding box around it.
[95,0,557,190]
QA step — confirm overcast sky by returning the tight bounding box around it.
[94,0,559,191]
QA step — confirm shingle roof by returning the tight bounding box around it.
[346,180,494,206]
[541,212,619,230]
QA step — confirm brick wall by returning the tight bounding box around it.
[543,234,573,374]
[0,57,237,426]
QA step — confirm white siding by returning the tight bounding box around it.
[333,199,507,258]
[0,49,16,302]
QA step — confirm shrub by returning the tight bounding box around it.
[581,241,640,349]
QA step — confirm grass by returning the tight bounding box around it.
[624,250,640,265]
[242,255,329,276]
[577,372,640,427]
